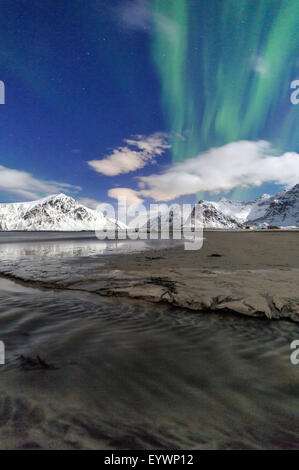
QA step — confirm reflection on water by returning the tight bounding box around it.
[0,233,183,285]
[0,240,126,259]
[0,234,298,450]
[0,232,183,259]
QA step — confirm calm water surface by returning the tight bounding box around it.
[0,233,298,449]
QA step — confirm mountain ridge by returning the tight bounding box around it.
[194,184,299,228]
[0,184,298,231]
[0,193,127,231]
[147,184,299,229]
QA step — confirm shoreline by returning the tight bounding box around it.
[0,231,298,321]
[95,231,299,321]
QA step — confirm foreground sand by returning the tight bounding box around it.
[90,231,299,321]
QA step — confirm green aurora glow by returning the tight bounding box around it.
[151,0,299,168]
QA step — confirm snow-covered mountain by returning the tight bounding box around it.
[144,201,242,230]
[248,184,299,227]
[143,205,191,232]
[1,185,298,231]
[146,184,299,229]
[209,193,272,224]
[189,201,242,229]
[0,193,127,231]
[196,184,299,228]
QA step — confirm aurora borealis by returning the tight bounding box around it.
[0,0,298,205]
[151,0,299,161]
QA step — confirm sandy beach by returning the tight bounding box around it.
[0,231,299,450]
[0,231,298,321]
[82,231,299,321]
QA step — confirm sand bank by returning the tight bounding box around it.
[0,231,298,321]
[83,231,299,321]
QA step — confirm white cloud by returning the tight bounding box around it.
[108,187,144,206]
[88,147,147,176]
[253,55,268,75]
[78,198,115,217]
[88,133,170,176]
[138,140,299,201]
[116,0,152,31]
[0,165,80,201]
[78,197,106,210]
[116,0,179,43]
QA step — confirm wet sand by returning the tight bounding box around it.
[0,231,298,321]
[86,231,299,321]
[0,232,299,449]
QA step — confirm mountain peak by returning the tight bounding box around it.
[0,193,126,231]
[199,184,299,227]
[41,193,75,202]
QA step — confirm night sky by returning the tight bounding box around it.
[0,0,298,207]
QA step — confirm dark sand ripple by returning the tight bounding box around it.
[0,280,299,449]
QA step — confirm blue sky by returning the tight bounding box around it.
[0,0,298,207]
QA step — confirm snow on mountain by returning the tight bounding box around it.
[212,193,271,224]
[143,205,191,232]
[144,201,242,230]
[146,184,299,229]
[0,193,127,231]
[190,200,242,229]
[0,185,297,232]
[197,184,299,228]
[248,184,299,227]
